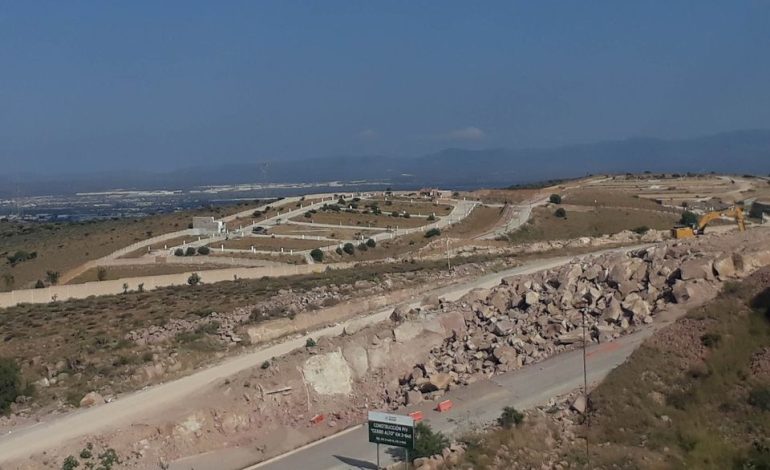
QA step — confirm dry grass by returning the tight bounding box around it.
[211,236,334,251]
[471,188,544,204]
[507,206,678,243]
[365,198,453,215]
[292,211,433,229]
[0,204,258,291]
[209,252,306,264]
[68,263,233,284]
[267,224,379,240]
[444,205,505,238]
[563,188,672,210]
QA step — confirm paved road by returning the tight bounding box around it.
[0,246,641,465]
[247,329,652,470]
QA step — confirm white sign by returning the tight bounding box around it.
[368,411,414,427]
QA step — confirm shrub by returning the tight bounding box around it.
[498,406,524,429]
[304,211,312,218]
[335,247,343,256]
[34,279,45,289]
[0,357,21,413]
[46,270,60,285]
[427,214,436,221]
[310,248,324,262]
[748,386,770,411]
[185,246,196,256]
[197,246,210,255]
[343,243,355,255]
[700,332,721,348]
[187,273,201,286]
[412,422,450,460]
[425,228,441,238]
[357,243,368,252]
[680,211,698,226]
[403,212,411,218]
[391,211,400,217]
[61,456,79,470]
[96,267,107,281]
[174,248,184,257]
[261,361,270,370]
[554,208,567,218]
[549,194,562,204]
[366,238,376,248]
[305,338,317,347]
[633,226,650,235]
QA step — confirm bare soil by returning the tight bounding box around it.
[292,211,433,229]
[212,237,334,251]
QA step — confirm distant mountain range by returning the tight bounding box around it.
[2,129,770,196]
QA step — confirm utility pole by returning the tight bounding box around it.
[580,301,590,465]
[446,237,451,271]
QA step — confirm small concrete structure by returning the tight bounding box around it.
[750,199,770,221]
[192,216,225,235]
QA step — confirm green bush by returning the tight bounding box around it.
[549,194,562,204]
[366,238,376,248]
[310,248,324,262]
[46,270,60,285]
[197,246,210,255]
[748,386,770,411]
[632,226,650,235]
[261,360,270,370]
[343,243,355,255]
[427,214,436,221]
[0,358,21,413]
[174,248,184,257]
[425,228,441,238]
[498,406,524,429]
[187,273,201,286]
[335,247,344,256]
[680,211,699,226]
[185,246,196,256]
[34,279,45,289]
[700,332,721,348]
[357,243,368,252]
[554,208,567,218]
[305,338,317,347]
[61,455,79,470]
[412,422,450,460]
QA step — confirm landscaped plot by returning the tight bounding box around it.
[562,188,672,210]
[292,211,434,229]
[363,198,453,215]
[507,206,679,243]
[210,236,334,251]
[267,224,381,240]
[68,263,234,284]
[443,205,505,238]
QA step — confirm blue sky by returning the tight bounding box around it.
[1,1,770,174]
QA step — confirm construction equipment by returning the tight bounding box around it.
[673,206,746,239]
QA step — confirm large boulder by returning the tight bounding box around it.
[524,291,540,306]
[393,322,423,343]
[488,290,510,312]
[601,297,623,322]
[492,346,517,365]
[79,391,105,408]
[680,259,714,281]
[302,350,353,395]
[342,344,369,379]
[671,279,715,305]
[713,255,737,278]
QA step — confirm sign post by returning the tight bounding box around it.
[367,411,415,469]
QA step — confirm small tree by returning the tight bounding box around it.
[357,243,368,252]
[425,228,441,238]
[96,267,107,281]
[310,248,324,262]
[187,273,201,286]
[137,283,145,293]
[46,270,60,285]
[335,247,344,256]
[2,274,14,290]
[680,211,698,227]
[549,194,562,204]
[343,243,355,255]
[305,338,317,347]
[498,406,524,429]
[185,246,196,256]
[34,279,45,289]
[403,212,411,219]
[197,246,210,255]
[554,208,567,218]
[0,357,21,413]
[427,214,436,221]
[391,211,400,217]
[366,238,376,248]
[122,282,129,294]
[412,422,449,460]
[174,248,184,257]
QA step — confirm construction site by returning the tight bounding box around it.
[0,174,769,469]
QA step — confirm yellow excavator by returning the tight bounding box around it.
[673,206,746,239]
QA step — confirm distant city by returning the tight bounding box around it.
[0,180,395,222]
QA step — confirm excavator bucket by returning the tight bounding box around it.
[673,227,696,239]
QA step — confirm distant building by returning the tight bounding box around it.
[192,216,225,235]
[750,199,770,221]
[418,188,441,199]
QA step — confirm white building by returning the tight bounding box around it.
[192,216,225,235]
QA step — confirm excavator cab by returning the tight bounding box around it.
[672,206,746,239]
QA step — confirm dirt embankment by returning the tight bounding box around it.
[13,229,770,470]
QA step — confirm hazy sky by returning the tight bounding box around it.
[2,1,770,175]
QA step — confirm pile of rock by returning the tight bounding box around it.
[400,243,759,401]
